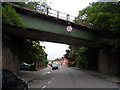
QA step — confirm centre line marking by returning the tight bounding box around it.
[42,71,51,76]
[42,85,46,89]
[42,72,47,76]
[48,81,52,84]
[47,71,51,74]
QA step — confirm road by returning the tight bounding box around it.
[28,65,119,89]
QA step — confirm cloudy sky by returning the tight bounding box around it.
[41,42,69,60]
[41,0,98,60]
[47,0,98,16]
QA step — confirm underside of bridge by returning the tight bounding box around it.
[3,24,102,48]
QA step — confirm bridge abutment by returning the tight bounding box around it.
[2,43,20,74]
[98,49,119,76]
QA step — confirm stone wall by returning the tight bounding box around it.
[31,61,47,71]
[2,44,20,74]
[98,49,119,75]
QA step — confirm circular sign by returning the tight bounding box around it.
[66,26,73,32]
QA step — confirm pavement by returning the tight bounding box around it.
[73,67,120,84]
[19,66,120,84]
[19,66,51,82]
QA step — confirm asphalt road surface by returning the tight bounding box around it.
[28,65,119,89]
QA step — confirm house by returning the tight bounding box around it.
[52,58,62,65]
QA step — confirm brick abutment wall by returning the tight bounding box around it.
[2,43,20,74]
[98,49,119,76]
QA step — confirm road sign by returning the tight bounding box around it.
[66,26,73,32]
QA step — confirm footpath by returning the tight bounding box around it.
[73,67,120,84]
[19,66,51,82]
[19,66,119,84]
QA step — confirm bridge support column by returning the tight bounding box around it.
[98,49,119,76]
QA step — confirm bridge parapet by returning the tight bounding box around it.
[4,2,94,30]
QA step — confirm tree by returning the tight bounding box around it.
[76,2,120,52]
[65,46,88,69]
[2,4,48,63]
[65,2,120,70]
[64,45,98,70]
[2,5,24,28]
[13,0,50,13]
[18,40,47,63]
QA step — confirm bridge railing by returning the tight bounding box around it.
[8,2,93,29]
[37,6,77,22]
[36,6,93,29]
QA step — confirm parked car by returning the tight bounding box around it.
[1,69,28,90]
[52,64,58,70]
[20,62,31,69]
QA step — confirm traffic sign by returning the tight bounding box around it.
[66,26,73,32]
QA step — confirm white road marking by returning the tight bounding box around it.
[42,71,51,76]
[42,85,46,89]
[42,72,47,76]
[47,71,51,74]
[47,81,52,84]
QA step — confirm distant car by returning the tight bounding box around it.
[52,64,58,70]
[20,62,31,69]
[1,69,28,90]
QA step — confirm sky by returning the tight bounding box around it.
[41,0,98,60]
[47,0,98,16]
[41,42,69,60]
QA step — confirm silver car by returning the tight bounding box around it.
[52,64,58,70]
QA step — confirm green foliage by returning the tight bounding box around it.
[2,3,48,63]
[65,46,89,69]
[2,5,24,28]
[18,39,47,63]
[76,2,120,52]
[76,55,88,69]
[68,2,120,70]
[13,1,50,13]
[77,2,120,30]
[43,59,48,64]
[65,45,98,70]
[3,32,47,63]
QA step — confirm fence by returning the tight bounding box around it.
[36,6,93,28]
[36,6,77,23]
[8,2,93,28]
